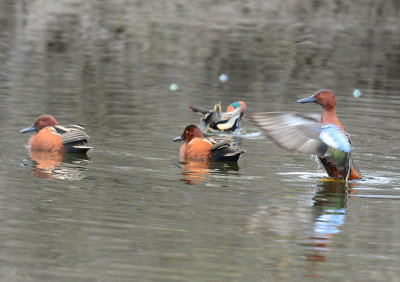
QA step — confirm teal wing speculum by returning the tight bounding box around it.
[317,124,352,180]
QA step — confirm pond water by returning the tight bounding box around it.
[1,1,400,281]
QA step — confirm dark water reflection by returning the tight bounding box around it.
[1,0,400,281]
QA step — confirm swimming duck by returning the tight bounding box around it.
[173,124,244,161]
[20,115,92,154]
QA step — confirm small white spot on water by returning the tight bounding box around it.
[169,83,178,91]
[384,155,397,159]
[239,132,263,139]
[353,89,362,98]
[219,74,228,82]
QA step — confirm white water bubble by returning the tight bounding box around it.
[219,74,228,82]
[170,83,178,91]
[353,89,362,98]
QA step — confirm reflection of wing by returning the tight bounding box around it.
[249,112,351,173]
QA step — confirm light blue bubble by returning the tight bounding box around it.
[219,74,228,82]
[353,89,362,98]
[170,83,178,91]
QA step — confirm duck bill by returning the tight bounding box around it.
[173,135,184,142]
[20,124,36,133]
[297,95,317,104]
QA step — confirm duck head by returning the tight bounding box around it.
[20,115,59,133]
[173,125,203,143]
[297,89,336,110]
[227,101,246,117]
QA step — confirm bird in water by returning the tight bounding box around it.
[173,124,244,162]
[20,115,92,154]
[188,101,246,132]
[249,89,361,181]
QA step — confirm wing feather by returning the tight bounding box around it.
[248,112,350,158]
[54,125,90,145]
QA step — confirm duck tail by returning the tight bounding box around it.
[212,149,244,162]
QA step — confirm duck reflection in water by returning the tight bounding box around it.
[246,179,358,278]
[305,180,358,278]
[29,150,90,180]
[179,161,239,185]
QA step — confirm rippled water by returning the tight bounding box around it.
[1,1,400,281]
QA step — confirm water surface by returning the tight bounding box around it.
[1,1,400,281]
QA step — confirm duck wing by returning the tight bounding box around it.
[210,107,242,131]
[53,125,92,153]
[188,103,223,131]
[187,106,212,114]
[249,112,352,178]
[207,136,245,162]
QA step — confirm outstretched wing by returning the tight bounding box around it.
[187,106,212,114]
[248,112,351,169]
[188,103,223,131]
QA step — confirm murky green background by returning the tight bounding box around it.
[1,1,400,281]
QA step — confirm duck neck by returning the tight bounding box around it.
[320,107,344,130]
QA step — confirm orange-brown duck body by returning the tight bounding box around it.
[173,125,244,162]
[20,115,92,154]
